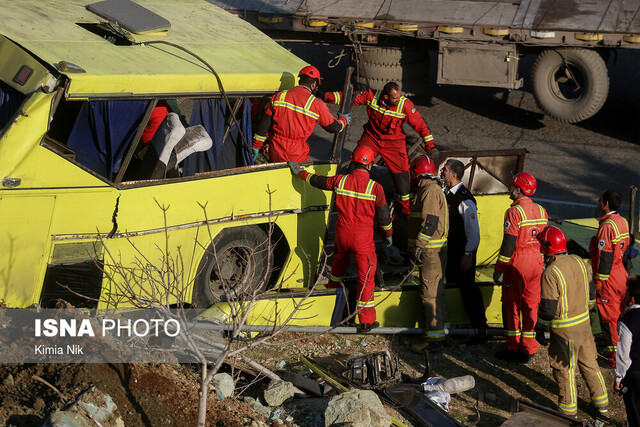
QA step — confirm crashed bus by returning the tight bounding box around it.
[0,0,335,309]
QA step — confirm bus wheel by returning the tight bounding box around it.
[531,48,608,123]
[193,225,272,307]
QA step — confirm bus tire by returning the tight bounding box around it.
[531,48,609,123]
[193,225,271,307]
[356,47,429,96]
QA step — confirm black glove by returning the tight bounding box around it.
[412,247,423,266]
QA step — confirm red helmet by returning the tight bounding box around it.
[537,226,567,255]
[411,155,436,178]
[512,172,537,196]
[298,65,321,85]
[351,146,376,164]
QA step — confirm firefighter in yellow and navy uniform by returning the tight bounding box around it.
[537,226,608,417]
[408,155,449,353]
[288,146,392,331]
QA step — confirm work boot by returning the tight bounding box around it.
[357,321,379,333]
[411,340,443,354]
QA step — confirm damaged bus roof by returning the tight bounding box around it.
[0,0,306,97]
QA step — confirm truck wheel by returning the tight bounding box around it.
[193,225,271,307]
[531,48,608,123]
[356,47,429,96]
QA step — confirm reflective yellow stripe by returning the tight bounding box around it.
[330,274,343,282]
[332,91,341,105]
[423,135,434,143]
[272,90,320,120]
[597,272,610,280]
[498,254,511,263]
[381,222,392,231]
[305,173,314,184]
[514,204,547,227]
[409,212,421,218]
[551,265,569,320]
[568,340,577,411]
[335,176,377,201]
[593,392,608,406]
[253,134,266,142]
[505,330,521,337]
[426,329,446,339]
[396,193,412,201]
[604,219,630,244]
[357,300,375,308]
[522,331,536,338]
[550,311,589,328]
[538,318,550,327]
[577,258,591,311]
[424,238,447,248]
[418,232,432,241]
[366,91,407,118]
[607,345,617,352]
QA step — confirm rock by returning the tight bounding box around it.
[263,380,295,407]
[33,397,45,411]
[76,393,118,423]
[275,360,287,369]
[43,410,91,427]
[268,407,285,423]
[324,390,389,427]
[212,373,234,399]
[3,373,14,387]
[244,396,271,418]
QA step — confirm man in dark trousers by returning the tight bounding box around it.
[252,65,350,163]
[537,226,608,417]
[441,159,488,339]
[324,82,438,215]
[615,278,640,426]
[590,189,631,367]
[288,146,393,331]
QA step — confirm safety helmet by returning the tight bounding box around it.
[298,65,321,85]
[351,146,376,164]
[537,226,567,255]
[511,172,537,196]
[411,155,436,178]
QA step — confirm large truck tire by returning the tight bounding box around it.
[193,225,271,307]
[531,48,609,123]
[356,47,429,96]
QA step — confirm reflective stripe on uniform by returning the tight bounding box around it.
[522,331,536,338]
[332,91,341,105]
[596,272,610,281]
[498,254,511,263]
[423,238,447,248]
[426,329,446,339]
[253,134,266,142]
[357,300,375,309]
[604,219,630,244]
[423,135,434,143]
[381,222,392,231]
[396,193,412,201]
[551,265,570,320]
[550,311,590,328]
[366,91,407,119]
[505,329,521,337]
[305,173,314,184]
[330,274,344,282]
[514,204,548,227]
[272,90,320,120]
[335,176,377,201]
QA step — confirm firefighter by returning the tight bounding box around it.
[252,66,350,163]
[536,226,609,417]
[325,82,438,215]
[288,146,392,331]
[590,189,630,367]
[408,155,449,353]
[441,159,488,337]
[494,172,548,362]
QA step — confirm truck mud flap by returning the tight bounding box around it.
[383,384,463,427]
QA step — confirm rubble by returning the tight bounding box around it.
[324,390,388,427]
[212,373,235,399]
[263,380,295,406]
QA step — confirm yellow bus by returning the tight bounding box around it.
[0,0,334,309]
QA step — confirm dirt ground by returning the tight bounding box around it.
[0,331,628,426]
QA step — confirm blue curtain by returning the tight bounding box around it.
[0,81,25,131]
[183,98,253,176]
[67,100,150,180]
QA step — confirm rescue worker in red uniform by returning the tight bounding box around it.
[288,146,393,331]
[590,189,630,367]
[252,66,349,163]
[536,226,608,417]
[325,82,438,215]
[494,172,548,362]
[408,155,449,353]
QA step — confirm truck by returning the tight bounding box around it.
[207,0,640,123]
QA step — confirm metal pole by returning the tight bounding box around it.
[630,185,638,238]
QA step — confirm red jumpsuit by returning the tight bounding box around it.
[299,168,392,325]
[590,212,630,358]
[496,197,548,355]
[252,86,347,162]
[325,90,435,214]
